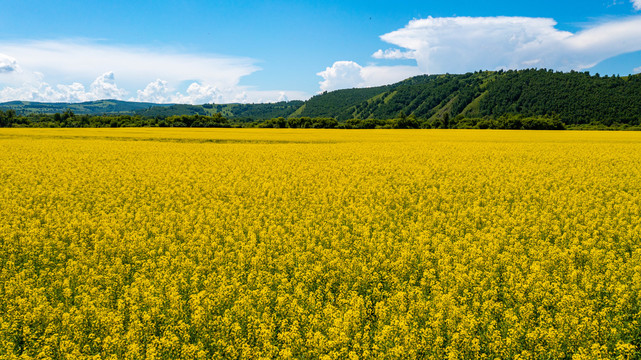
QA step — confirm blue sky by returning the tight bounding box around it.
[1,0,641,103]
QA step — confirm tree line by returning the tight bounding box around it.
[0,109,574,130]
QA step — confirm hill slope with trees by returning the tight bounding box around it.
[299,69,641,127]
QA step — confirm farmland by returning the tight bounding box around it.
[1,128,640,359]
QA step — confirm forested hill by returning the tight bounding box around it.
[2,69,641,126]
[298,70,641,126]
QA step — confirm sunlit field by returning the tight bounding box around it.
[1,128,640,359]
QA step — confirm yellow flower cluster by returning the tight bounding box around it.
[1,128,640,359]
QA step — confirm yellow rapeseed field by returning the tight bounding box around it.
[1,128,640,359]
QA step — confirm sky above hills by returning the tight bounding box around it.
[1,0,641,104]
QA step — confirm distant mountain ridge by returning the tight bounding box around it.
[3,69,641,126]
[0,100,173,115]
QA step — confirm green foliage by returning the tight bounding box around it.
[297,87,394,120]
[478,69,641,125]
[0,111,233,128]
[222,101,304,120]
[257,116,339,128]
[454,114,566,130]
[0,110,583,130]
[136,104,207,117]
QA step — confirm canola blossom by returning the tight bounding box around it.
[0,128,640,359]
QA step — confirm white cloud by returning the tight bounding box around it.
[317,61,422,92]
[319,16,641,91]
[0,40,309,104]
[0,40,258,90]
[633,0,641,10]
[135,79,171,103]
[54,83,92,102]
[317,61,365,91]
[0,54,20,74]
[173,83,226,104]
[131,79,308,104]
[89,72,127,100]
[634,66,641,73]
[378,16,641,74]
[360,65,424,87]
[0,71,127,103]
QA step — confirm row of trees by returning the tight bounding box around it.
[0,109,16,127]
[0,111,233,128]
[0,109,617,130]
[245,113,566,130]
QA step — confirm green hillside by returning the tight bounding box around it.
[294,86,394,119]
[297,72,492,121]
[478,69,641,125]
[299,69,641,126]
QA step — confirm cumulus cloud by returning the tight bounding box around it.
[53,83,92,102]
[317,61,366,91]
[0,54,20,74]
[135,79,171,103]
[89,72,127,100]
[173,83,226,104]
[0,40,309,103]
[130,79,308,104]
[319,16,641,91]
[317,61,422,92]
[378,16,641,74]
[634,0,641,10]
[0,71,127,102]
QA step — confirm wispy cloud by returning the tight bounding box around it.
[0,40,308,103]
[0,40,258,88]
[633,0,641,10]
[372,49,416,60]
[319,16,641,91]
